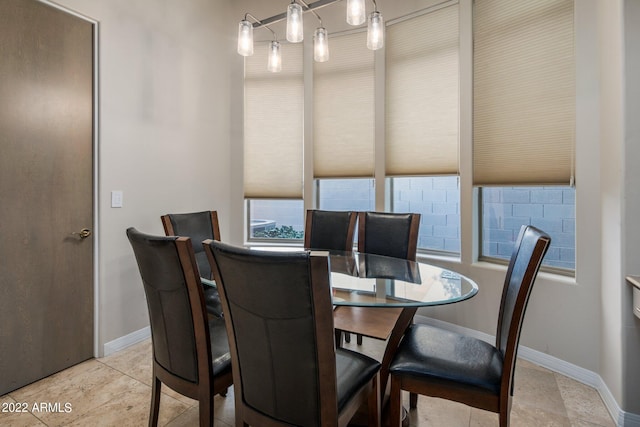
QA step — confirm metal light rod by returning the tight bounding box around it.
[252,0,341,28]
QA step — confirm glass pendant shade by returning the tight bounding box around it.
[367,11,384,50]
[286,2,304,43]
[346,0,366,26]
[267,41,282,72]
[237,20,254,56]
[314,27,329,62]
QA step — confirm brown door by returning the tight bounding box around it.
[0,0,94,395]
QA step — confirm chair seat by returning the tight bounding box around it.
[390,324,503,396]
[336,348,381,412]
[208,317,232,377]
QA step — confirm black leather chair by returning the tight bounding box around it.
[388,225,551,427]
[304,209,357,251]
[161,211,223,317]
[358,211,421,261]
[334,211,421,345]
[204,240,382,427]
[126,228,233,427]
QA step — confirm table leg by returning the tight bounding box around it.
[378,307,417,396]
[348,306,417,427]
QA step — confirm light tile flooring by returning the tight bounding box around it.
[0,338,615,427]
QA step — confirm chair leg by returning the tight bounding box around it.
[335,329,343,348]
[409,392,418,409]
[499,410,510,427]
[368,373,381,427]
[389,375,403,427]
[344,331,351,343]
[357,334,363,345]
[199,398,213,427]
[149,376,161,427]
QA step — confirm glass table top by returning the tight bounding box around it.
[325,250,478,308]
[201,249,478,308]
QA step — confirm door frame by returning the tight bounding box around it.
[40,0,100,358]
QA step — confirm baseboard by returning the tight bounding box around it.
[620,409,640,427]
[102,326,150,357]
[414,316,639,426]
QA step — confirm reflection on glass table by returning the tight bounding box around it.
[325,250,477,308]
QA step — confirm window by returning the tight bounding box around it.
[244,42,304,242]
[385,5,461,255]
[481,186,575,271]
[316,178,375,211]
[240,1,577,272]
[244,43,303,199]
[474,0,575,271]
[247,200,304,241]
[392,177,460,254]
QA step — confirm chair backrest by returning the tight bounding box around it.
[357,211,421,261]
[495,225,551,392]
[161,210,221,279]
[304,209,357,251]
[126,227,211,385]
[204,241,338,426]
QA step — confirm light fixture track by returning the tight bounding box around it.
[245,12,278,40]
[251,0,338,29]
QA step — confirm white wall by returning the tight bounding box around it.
[622,0,640,415]
[598,0,625,412]
[50,0,233,351]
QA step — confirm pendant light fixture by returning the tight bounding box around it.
[237,19,254,56]
[314,27,329,62]
[236,13,281,73]
[367,3,384,51]
[286,1,304,43]
[237,0,384,68]
[267,41,282,72]
[346,0,366,26]
[296,0,329,63]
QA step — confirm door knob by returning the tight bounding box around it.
[72,228,92,239]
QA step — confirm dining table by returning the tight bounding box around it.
[321,250,477,399]
[202,248,479,425]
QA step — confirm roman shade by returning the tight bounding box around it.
[244,42,304,198]
[473,0,575,186]
[313,31,375,178]
[385,4,460,176]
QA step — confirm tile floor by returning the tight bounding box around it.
[0,338,615,427]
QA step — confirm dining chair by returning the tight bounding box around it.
[304,209,358,346]
[334,211,421,345]
[388,225,551,427]
[126,228,233,427]
[304,209,357,251]
[357,211,421,261]
[204,240,382,427]
[161,210,223,317]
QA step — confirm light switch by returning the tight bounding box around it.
[111,191,123,208]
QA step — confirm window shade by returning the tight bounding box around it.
[385,4,460,176]
[244,43,303,198]
[473,0,575,186]
[313,31,375,178]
